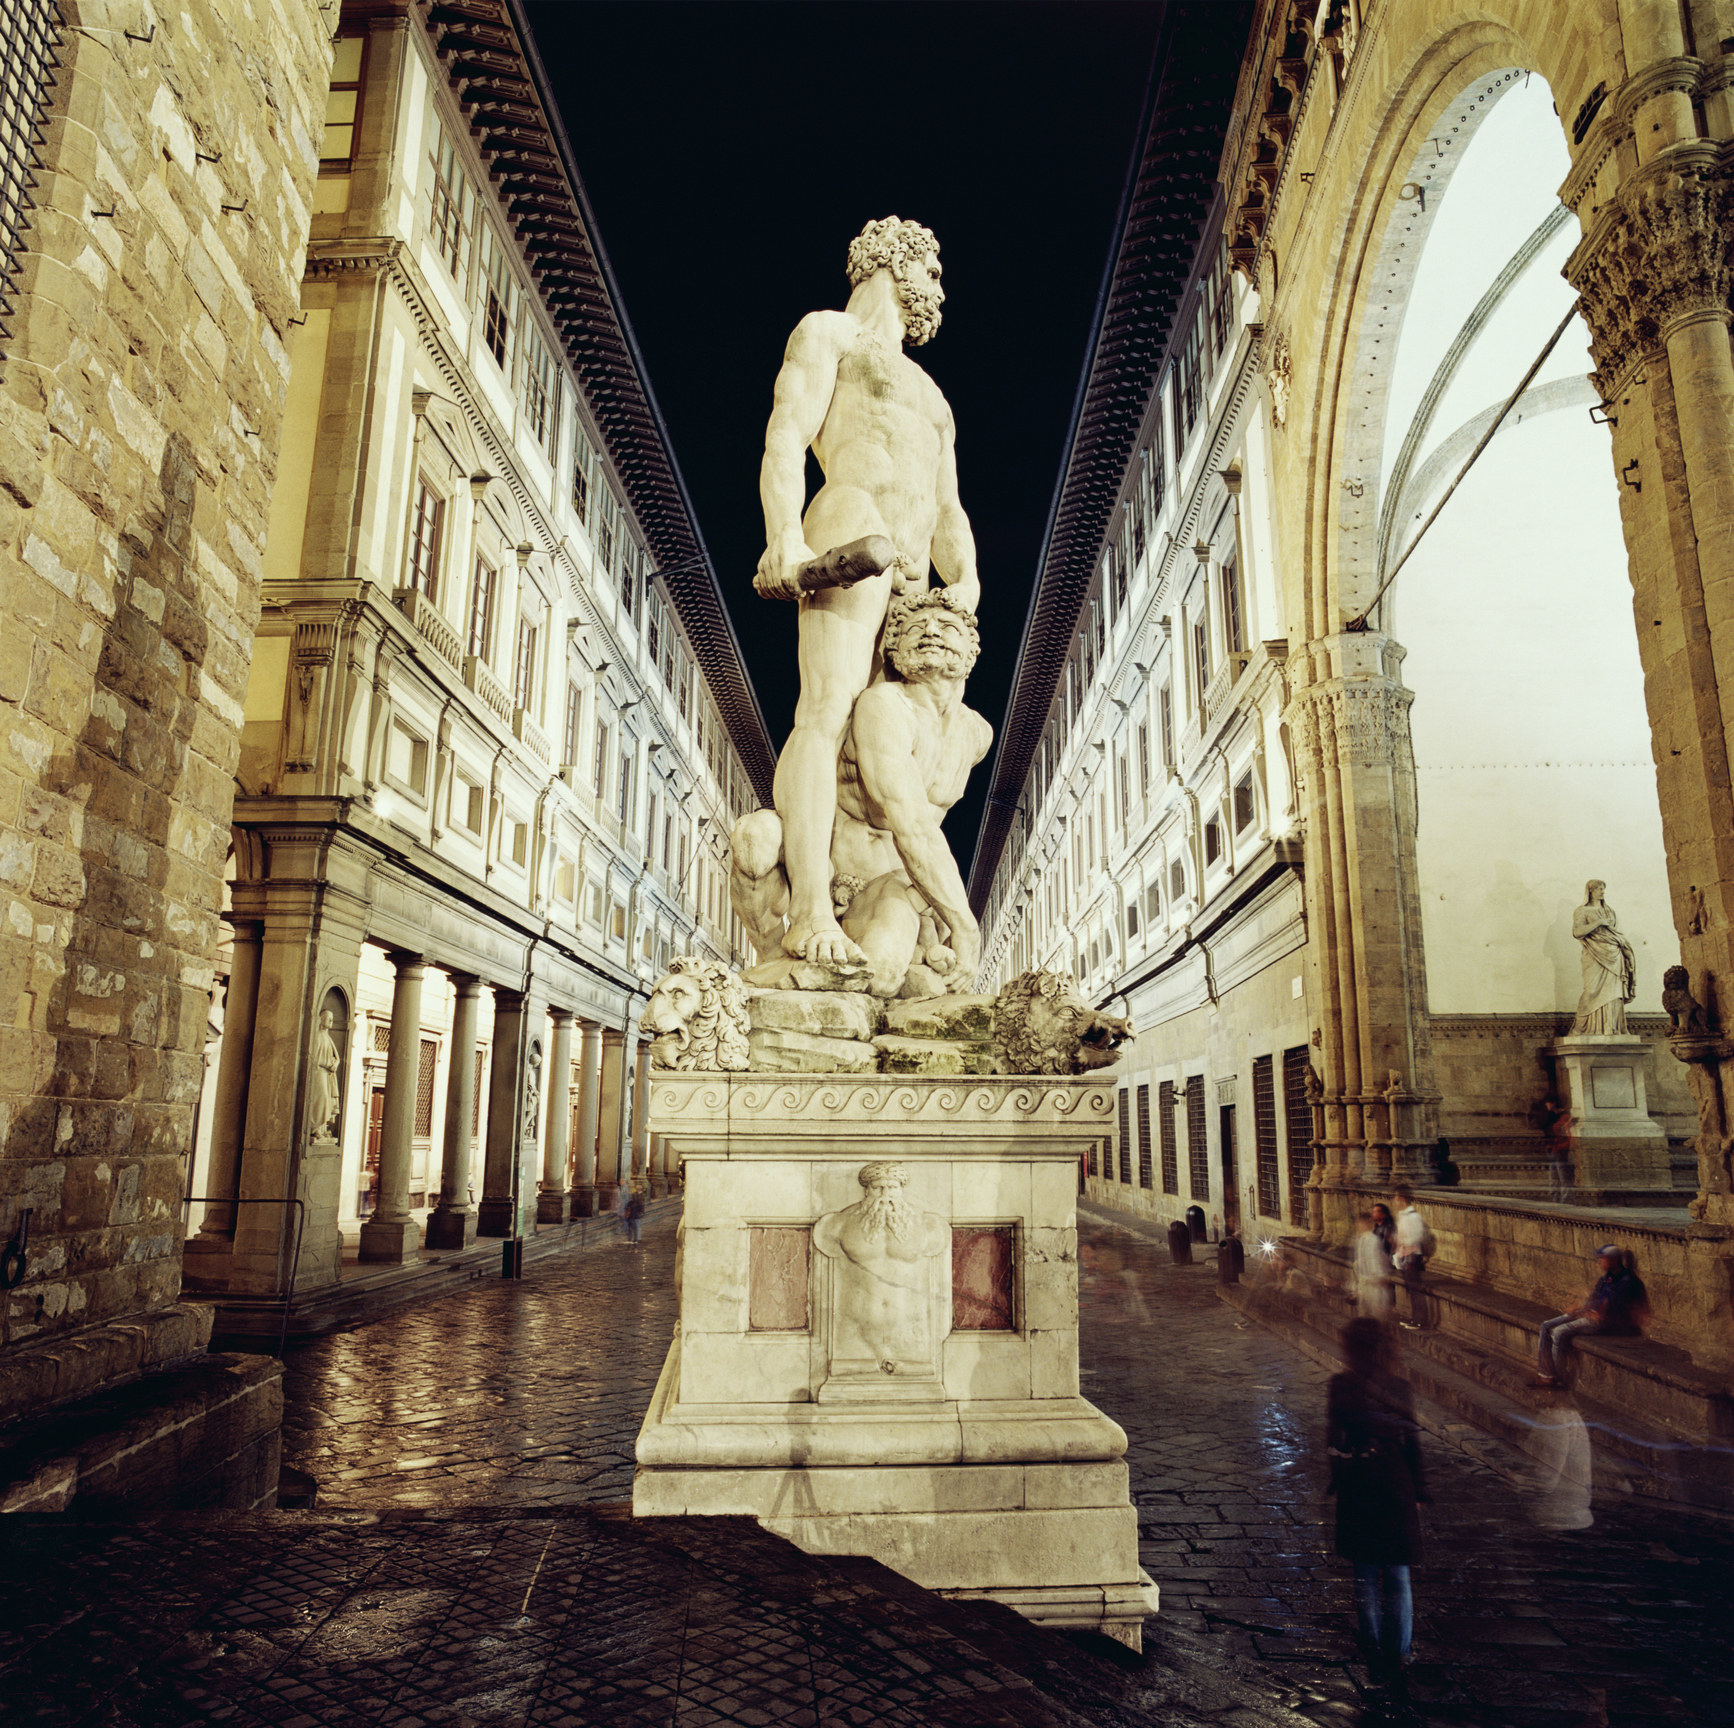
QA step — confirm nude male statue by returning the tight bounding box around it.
[753,215,981,967]
[812,1161,951,1376]
[730,589,992,998]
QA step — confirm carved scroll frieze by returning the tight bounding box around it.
[1568,151,1733,395]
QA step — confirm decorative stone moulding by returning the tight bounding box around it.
[1567,145,1734,397]
[634,1071,1159,1648]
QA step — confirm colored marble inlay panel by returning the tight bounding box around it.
[748,1227,810,1331]
[952,1227,1015,1331]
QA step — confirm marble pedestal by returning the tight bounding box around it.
[1551,1035,1672,1195]
[633,1073,1158,1648]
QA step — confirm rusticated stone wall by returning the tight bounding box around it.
[0,0,330,1357]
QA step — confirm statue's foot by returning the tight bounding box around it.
[783,917,865,968]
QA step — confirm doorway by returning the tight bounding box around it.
[1219,1103,1240,1235]
[359,1086,384,1216]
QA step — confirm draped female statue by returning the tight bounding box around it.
[1569,880,1636,1036]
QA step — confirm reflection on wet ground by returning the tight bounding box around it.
[1,1202,1728,1725]
[1078,1202,1733,1726]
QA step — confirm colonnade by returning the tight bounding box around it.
[190,924,675,1291]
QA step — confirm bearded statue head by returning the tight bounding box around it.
[846,215,944,346]
[644,958,751,1072]
[885,587,980,683]
[854,1161,915,1241]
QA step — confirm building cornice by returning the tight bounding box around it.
[965,2,1253,917]
[403,0,775,801]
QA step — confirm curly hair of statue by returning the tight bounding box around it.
[846,215,940,288]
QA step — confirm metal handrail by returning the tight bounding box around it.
[181,1196,306,1359]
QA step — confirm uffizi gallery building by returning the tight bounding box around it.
[1,0,1733,1529]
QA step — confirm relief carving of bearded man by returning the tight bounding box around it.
[813,1162,950,1380]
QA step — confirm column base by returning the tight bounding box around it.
[476,1198,515,1238]
[180,1232,235,1291]
[357,1215,421,1264]
[536,1188,571,1224]
[568,1185,597,1217]
[424,1206,477,1251]
[594,1182,620,1214]
[648,1176,670,1199]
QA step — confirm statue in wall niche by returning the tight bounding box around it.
[1569,880,1637,1036]
[732,589,993,999]
[992,971,1133,1075]
[747,215,981,973]
[308,1009,342,1143]
[644,957,751,1071]
[814,1162,951,1380]
[522,1038,543,1140]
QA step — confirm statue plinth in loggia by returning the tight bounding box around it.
[1549,879,1671,1196]
[634,219,1156,1651]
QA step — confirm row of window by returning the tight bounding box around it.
[1099,1049,1311,1226]
[1000,760,1261,984]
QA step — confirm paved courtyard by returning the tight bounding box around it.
[2,1202,1729,1726]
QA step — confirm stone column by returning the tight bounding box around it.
[478,988,525,1237]
[594,1025,628,1211]
[568,1019,603,1216]
[359,954,425,1263]
[538,1010,574,1223]
[648,1132,669,1199]
[630,1041,652,1185]
[426,973,481,1250]
[186,920,262,1259]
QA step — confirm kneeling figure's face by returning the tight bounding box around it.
[893,610,973,683]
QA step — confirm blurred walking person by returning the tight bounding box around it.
[623,1185,647,1247]
[1327,1317,1428,1682]
[1353,1212,1396,1322]
[1528,1385,1594,1530]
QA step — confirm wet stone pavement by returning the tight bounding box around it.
[1076,1202,1732,1728]
[1,1201,1729,1726]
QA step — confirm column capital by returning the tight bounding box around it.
[388,950,426,979]
[550,1006,575,1026]
[1566,147,1733,396]
[492,984,525,1011]
[446,970,483,997]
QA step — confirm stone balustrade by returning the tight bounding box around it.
[464,653,513,724]
[514,706,552,763]
[394,586,462,671]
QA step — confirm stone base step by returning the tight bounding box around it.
[0,1351,282,1515]
[202,1196,682,1346]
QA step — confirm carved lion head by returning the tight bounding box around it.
[645,958,751,1072]
[992,971,1134,1076]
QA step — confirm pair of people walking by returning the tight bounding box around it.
[1351,1188,1432,1329]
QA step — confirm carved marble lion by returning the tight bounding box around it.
[992,971,1134,1076]
[644,958,751,1071]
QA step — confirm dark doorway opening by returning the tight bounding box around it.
[1219,1103,1240,1236]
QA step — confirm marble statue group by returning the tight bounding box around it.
[729,215,991,1001]
[645,218,1133,1081]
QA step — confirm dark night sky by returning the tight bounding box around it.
[525,0,1168,854]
